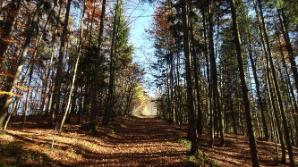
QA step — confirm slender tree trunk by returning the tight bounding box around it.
[102,0,120,126]
[4,99,19,130]
[277,9,298,93]
[208,0,224,146]
[59,50,81,134]
[247,45,269,141]
[90,0,107,130]
[278,34,298,146]
[191,44,202,136]
[0,64,23,130]
[22,62,34,129]
[40,44,55,116]
[58,0,85,134]
[176,53,182,128]
[181,0,198,154]
[255,0,295,165]
[50,0,72,126]
[266,58,287,162]
[202,6,212,139]
[230,0,259,166]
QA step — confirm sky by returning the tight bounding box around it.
[124,0,157,97]
[72,0,158,97]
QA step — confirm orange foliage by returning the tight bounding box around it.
[0,71,15,78]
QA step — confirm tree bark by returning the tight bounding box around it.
[277,9,298,94]
[181,0,198,154]
[90,0,107,130]
[50,0,72,126]
[102,0,120,126]
[255,0,295,165]
[230,0,260,166]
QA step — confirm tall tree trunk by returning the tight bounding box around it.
[58,0,85,134]
[277,9,298,93]
[201,6,212,138]
[191,44,202,136]
[181,0,198,154]
[102,0,120,126]
[59,50,81,134]
[278,34,298,146]
[89,0,107,131]
[22,61,34,129]
[266,57,286,162]
[208,0,224,146]
[0,64,23,130]
[4,98,19,130]
[247,44,269,141]
[230,0,259,166]
[255,0,295,165]
[50,0,72,126]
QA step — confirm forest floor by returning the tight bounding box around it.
[0,116,297,166]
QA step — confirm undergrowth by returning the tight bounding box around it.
[177,138,218,167]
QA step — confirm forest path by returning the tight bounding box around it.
[1,117,298,166]
[77,117,191,166]
[0,117,193,166]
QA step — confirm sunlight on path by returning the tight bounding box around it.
[131,100,158,118]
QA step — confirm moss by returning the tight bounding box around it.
[176,139,218,167]
[177,138,191,149]
[194,150,218,166]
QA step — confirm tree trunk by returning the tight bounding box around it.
[59,49,81,134]
[90,0,107,130]
[50,0,72,126]
[0,64,23,130]
[255,0,295,165]
[208,0,224,146]
[102,0,120,126]
[191,44,202,136]
[247,44,269,141]
[181,0,198,154]
[230,0,259,166]
[58,0,85,134]
[4,99,19,130]
[22,61,34,129]
[277,9,298,94]
[278,34,298,147]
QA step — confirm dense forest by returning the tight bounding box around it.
[0,0,297,166]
